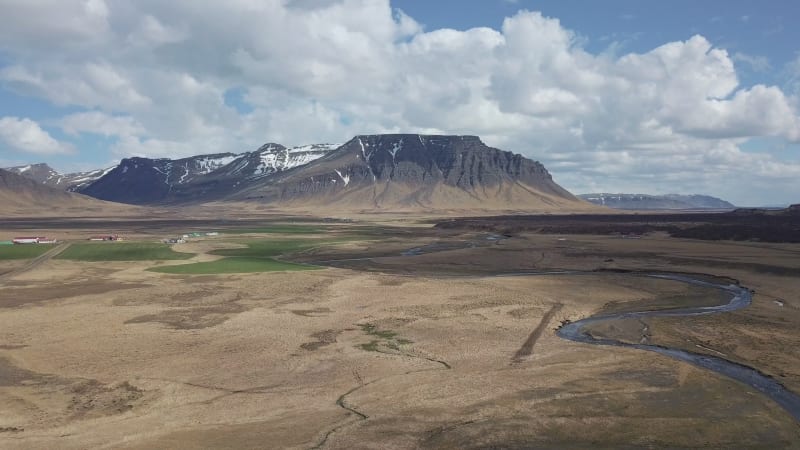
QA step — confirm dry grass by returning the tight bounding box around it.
[0,216,798,449]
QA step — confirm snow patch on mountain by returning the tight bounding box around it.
[334,169,350,186]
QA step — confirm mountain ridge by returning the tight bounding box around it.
[5,163,114,192]
[5,134,590,212]
[232,134,585,211]
[579,193,735,210]
[24,143,340,205]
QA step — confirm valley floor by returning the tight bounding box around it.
[0,216,799,449]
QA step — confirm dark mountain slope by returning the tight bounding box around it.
[232,134,587,211]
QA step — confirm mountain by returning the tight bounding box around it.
[578,193,735,210]
[0,168,132,216]
[231,134,586,211]
[79,153,238,204]
[6,135,588,212]
[5,163,114,192]
[78,143,339,204]
[4,163,58,184]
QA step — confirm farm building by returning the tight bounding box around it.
[13,237,49,244]
[88,235,121,241]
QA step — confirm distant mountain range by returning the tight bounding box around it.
[578,193,735,210]
[4,135,589,211]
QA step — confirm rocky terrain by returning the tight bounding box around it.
[234,134,587,211]
[579,193,735,210]
[4,163,113,192]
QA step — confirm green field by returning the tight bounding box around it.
[0,244,56,260]
[56,243,194,261]
[209,239,322,258]
[148,257,317,274]
[148,239,326,274]
[221,225,325,235]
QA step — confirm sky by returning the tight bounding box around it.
[0,0,798,206]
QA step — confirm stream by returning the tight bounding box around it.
[556,273,800,421]
[313,238,800,422]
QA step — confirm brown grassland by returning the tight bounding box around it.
[0,211,799,449]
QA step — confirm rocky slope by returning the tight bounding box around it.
[78,143,338,204]
[578,193,735,210]
[4,163,113,192]
[0,168,132,216]
[232,134,586,211]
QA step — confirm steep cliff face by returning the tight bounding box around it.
[234,134,583,211]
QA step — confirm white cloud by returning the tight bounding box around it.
[0,0,111,53]
[0,117,74,155]
[0,2,799,204]
[60,111,146,137]
[1,62,151,110]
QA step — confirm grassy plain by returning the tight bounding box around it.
[220,224,325,234]
[149,238,341,274]
[150,256,317,274]
[209,239,321,258]
[0,244,55,260]
[56,242,194,261]
[0,215,799,449]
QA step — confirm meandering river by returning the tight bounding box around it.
[556,273,800,421]
[314,238,800,422]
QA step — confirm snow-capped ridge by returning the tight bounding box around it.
[66,141,341,204]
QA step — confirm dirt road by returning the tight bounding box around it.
[0,243,70,282]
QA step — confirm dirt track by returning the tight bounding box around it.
[512,303,563,362]
[0,243,69,282]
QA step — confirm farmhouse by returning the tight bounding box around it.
[12,236,50,244]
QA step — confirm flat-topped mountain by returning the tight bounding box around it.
[233,134,585,211]
[579,193,735,210]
